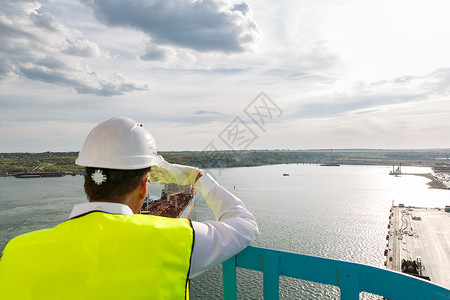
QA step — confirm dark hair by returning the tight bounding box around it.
[84,167,151,202]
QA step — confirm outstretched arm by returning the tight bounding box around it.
[189,173,259,278]
[149,156,259,278]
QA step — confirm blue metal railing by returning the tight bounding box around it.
[222,246,450,300]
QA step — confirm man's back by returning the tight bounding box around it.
[0,212,194,299]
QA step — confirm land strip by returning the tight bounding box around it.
[1,149,450,176]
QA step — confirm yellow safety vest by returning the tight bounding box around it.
[0,212,194,299]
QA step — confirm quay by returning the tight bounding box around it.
[385,205,450,288]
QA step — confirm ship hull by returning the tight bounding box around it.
[140,193,195,219]
[14,172,65,178]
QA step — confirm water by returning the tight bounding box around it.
[0,164,448,299]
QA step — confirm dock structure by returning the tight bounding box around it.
[385,205,450,288]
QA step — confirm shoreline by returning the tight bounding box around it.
[2,163,450,187]
[409,173,450,190]
[2,149,450,176]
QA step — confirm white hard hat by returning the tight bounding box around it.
[75,117,159,170]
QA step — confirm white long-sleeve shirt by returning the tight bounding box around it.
[69,173,259,278]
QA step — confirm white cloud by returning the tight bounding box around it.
[0,0,148,96]
[1,0,450,151]
[63,39,101,57]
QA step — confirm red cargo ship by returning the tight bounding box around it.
[14,171,65,178]
[140,183,195,219]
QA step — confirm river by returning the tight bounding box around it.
[0,164,448,299]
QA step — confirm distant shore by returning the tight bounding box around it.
[1,149,450,177]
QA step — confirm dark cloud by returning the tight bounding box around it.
[0,20,38,56]
[29,10,61,32]
[81,0,260,53]
[0,0,148,96]
[36,56,71,71]
[231,2,250,15]
[0,57,14,79]
[140,43,174,61]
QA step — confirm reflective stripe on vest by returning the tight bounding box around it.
[0,212,194,299]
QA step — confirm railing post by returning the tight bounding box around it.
[263,251,280,300]
[223,256,238,300]
[338,264,361,300]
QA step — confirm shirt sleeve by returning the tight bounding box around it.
[189,173,259,278]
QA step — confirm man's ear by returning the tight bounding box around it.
[139,176,149,199]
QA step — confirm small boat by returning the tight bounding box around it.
[283,173,290,176]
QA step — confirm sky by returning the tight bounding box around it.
[1,0,450,152]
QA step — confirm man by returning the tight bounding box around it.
[0,117,259,299]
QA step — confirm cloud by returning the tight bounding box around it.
[140,43,175,61]
[290,68,450,120]
[194,110,223,115]
[63,39,101,57]
[28,7,64,33]
[81,0,260,53]
[18,64,148,96]
[0,0,148,96]
[0,57,14,79]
